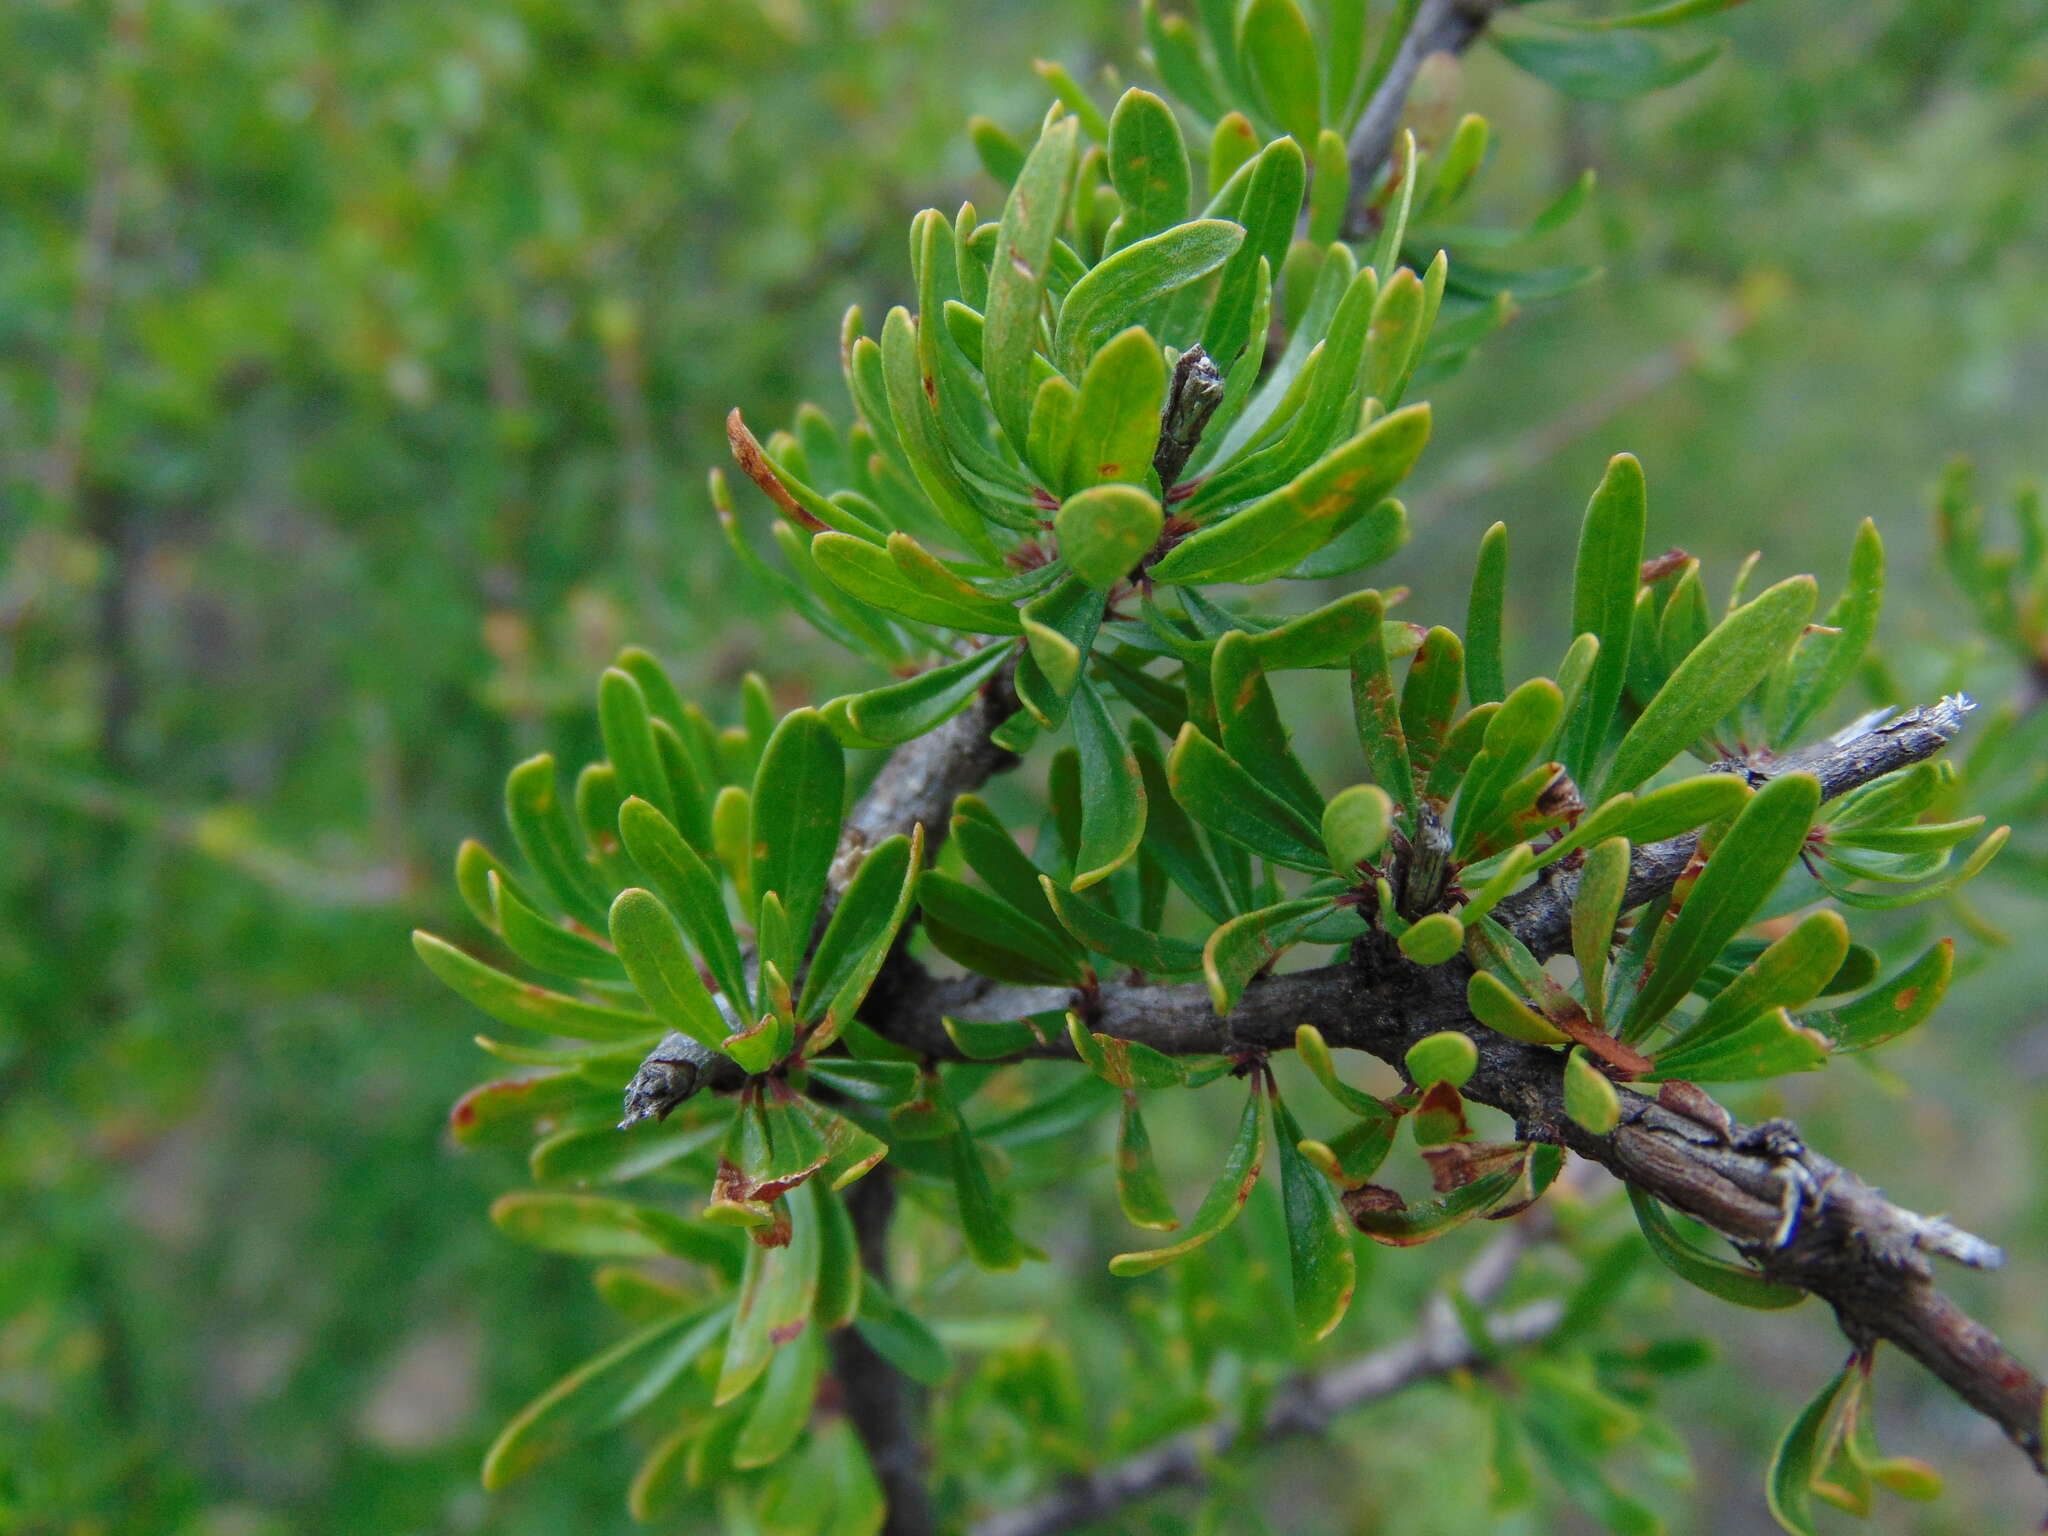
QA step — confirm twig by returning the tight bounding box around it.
[971,1231,1558,1536]
[1343,0,1504,240]
[829,1168,939,1536]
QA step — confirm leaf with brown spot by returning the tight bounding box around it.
[1344,1161,1528,1247]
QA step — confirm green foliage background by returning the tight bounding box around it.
[3,0,2045,1530]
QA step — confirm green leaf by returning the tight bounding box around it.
[1238,0,1322,146]
[1561,455,1648,785]
[1662,909,1847,1061]
[608,889,737,1053]
[727,407,885,542]
[1818,824,2007,909]
[950,1117,1035,1270]
[854,1281,951,1387]
[455,837,532,935]
[1307,129,1350,246]
[1205,896,1336,1013]
[1069,1015,1212,1089]
[482,1305,726,1490]
[750,709,844,944]
[528,1116,723,1188]
[1348,589,1416,812]
[732,1329,822,1470]
[1321,783,1393,879]
[1467,970,1571,1045]
[1065,326,1169,493]
[1272,1091,1357,1340]
[1025,373,1082,496]
[919,870,1087,985]
[1016,576,1105,729]
[942,1014,1056,1061]
[1131,719,1234,921]
[1069,676,1148,889]
[414,931,661,1042]
[1346,1164,1525,1246]
[1052,220,1244,378]
[798,828,923,1044]
[1651,1008,1830,1081]
[1366,122,1419,271]
[1405,1031,1478,1088]
[1618,773,1754,843]
[1768,1364,1861,1536]
[1808,939,1952,1052]
[1109,1078,1268,1274]
[490,1193,736,1273]
[717,1188,822,1404]
[839,646,1009,745]
[1213,631,1325,823]
[1769,519,1884,748]
[1601,575,1818,799]
[811,1186,864,1332]
[1572,836,1630,1030]
[599,667,678,828]
[1451,677,1564,862]
[1208,112,1259,199]
[489,871,627,984]
[1460,844,1536,933]
[1563,1048,1621,1134]
[1363,264,1426,408]
[1151,405,1433,585]
[1033,58,1111,140]
[1105,88,1191,246]
[616,797,749,1011]
[1425,113,1490,212]
[1294,1025,1396,1123]
[1494,30,1725,100]
[951,797,1066,933]
[1625,772,1821,1034]
[449,1071,604,1149]
[986,117,1081,451]
[1627,1188,1806,1310]
[1168,724,1327,872]
[1042,875,1206,974]
[812,531,1022,634]
[1284,497,1409,579]
[1058,483,1163,590]
[1399,912,1465,966]
[1556,0,1751,27]
[1115,1093,1180,1230]
[880,305,998,560]
[1465,521,1510,706]
[1400,626,1465,787]
[1205,138,1306,370]
[970,115,1026,182]
[506,754,611,929]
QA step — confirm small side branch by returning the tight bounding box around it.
[1496,695,1977,958]
[971,1233,1557,1536]
[1344,0,1504,239]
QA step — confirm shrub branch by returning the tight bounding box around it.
[808,691,2046,1480]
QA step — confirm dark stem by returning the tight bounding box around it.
[1343,0,1504,240]
[829,1168,938,1536]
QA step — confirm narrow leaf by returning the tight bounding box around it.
[1109,1078,1268,1274]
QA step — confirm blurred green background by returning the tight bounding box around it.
[3,0,2045,1531]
